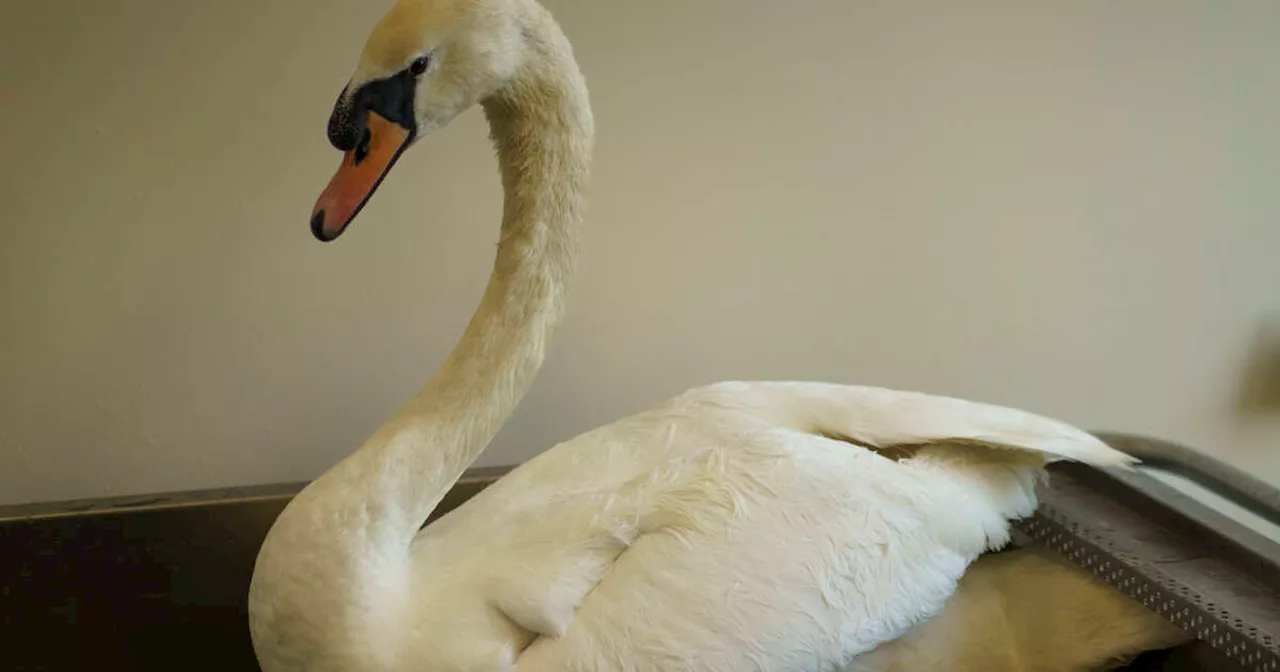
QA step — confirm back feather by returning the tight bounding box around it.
[693,381,1136,468]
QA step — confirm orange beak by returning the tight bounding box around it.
[310,111,412,242]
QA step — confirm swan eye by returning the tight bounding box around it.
[409,56,430,76]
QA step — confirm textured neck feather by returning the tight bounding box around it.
[249,11,592,667]
[259,17,592,570]
[374,54,593,531]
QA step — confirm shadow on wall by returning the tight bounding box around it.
[1237,317,1280,414]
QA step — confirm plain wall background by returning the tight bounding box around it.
[2,0,1278,506]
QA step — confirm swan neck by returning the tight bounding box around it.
[370,33,593,528]
[249,13,592,664]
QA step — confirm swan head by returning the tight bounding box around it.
[310,0,528,242]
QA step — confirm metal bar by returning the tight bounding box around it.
[1095,432,1280,529]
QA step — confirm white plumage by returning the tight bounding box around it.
[419,382,1136,670]
[248,0,1187,669]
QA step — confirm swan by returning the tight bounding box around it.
[248,0,1184,669]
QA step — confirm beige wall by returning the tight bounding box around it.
[2,0,1278,505]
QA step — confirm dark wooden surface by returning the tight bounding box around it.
[2,496,288,671]
[0,473,505,672]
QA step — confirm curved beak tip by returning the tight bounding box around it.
[307,111,411,245]
[311,209,338,242]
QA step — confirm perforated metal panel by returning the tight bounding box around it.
[1018,514,1279,670]
[1014,435,1280,672]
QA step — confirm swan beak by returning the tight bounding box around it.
[310,111,412,242]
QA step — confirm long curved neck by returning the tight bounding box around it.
[384,54,594,526]
[376,55,590,519]
[249,13,591,667]
[285,26,592,550]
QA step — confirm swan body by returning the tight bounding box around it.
[417,382,1155,671]
[255,378,1137,672]
[249,0,1179,669]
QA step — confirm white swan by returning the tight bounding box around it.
[248,0,1184,669]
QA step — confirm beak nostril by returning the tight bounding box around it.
[354,128,372,165]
